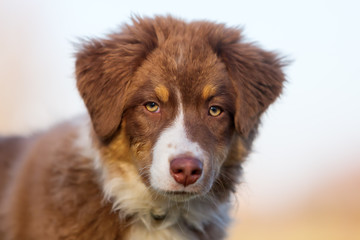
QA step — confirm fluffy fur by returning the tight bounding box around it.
[0,16,285,240]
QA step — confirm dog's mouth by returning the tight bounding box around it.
[156,190,200,202]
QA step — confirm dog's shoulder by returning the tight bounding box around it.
[0,135,29,199]
[0,117,126,240]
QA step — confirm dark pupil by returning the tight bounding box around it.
[149,102,156,108]
[211,107,217,112]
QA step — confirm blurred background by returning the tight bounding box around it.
[0,0,359,239]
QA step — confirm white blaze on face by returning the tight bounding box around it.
[150,104,207,192]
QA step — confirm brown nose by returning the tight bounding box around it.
[170,157,203,187]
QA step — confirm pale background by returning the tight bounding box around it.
[0,0,359,239]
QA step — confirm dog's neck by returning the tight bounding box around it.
[96,160,230,235]
[74,120,230,239]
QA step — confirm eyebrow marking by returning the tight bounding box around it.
[202,84,217,100]
[155,85,169,103]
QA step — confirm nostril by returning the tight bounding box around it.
[173,169,183,174]
[191,169,201,175]
[170,157,203,187]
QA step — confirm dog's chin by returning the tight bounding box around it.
[156,190,201,202]
[149,180,215,202]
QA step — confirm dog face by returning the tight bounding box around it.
[123,45,236,197]
[76,16,285,201]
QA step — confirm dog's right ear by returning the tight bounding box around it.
[75,17,158,142]
[76,40,125,142]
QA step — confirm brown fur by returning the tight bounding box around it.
[0,16,285,240]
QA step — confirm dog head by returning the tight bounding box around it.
[76,16,285,201]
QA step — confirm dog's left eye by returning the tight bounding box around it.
[145,102,160,113]
[208,106,223,117]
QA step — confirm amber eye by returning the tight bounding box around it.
[145,102,160,113]
[208,106,223,117]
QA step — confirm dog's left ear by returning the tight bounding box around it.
[209,27,286,137]
[75,17,158,142]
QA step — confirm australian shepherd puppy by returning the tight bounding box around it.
[0,16,285,240]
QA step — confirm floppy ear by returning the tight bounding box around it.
[75,18,158,141]
[209,27,286,137]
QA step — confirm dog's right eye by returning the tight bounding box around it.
[208,106,223,117]
[145,102,160,113]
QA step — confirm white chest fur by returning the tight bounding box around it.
[101,166,229,240]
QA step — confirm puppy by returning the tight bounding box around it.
[0,16,285,240]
